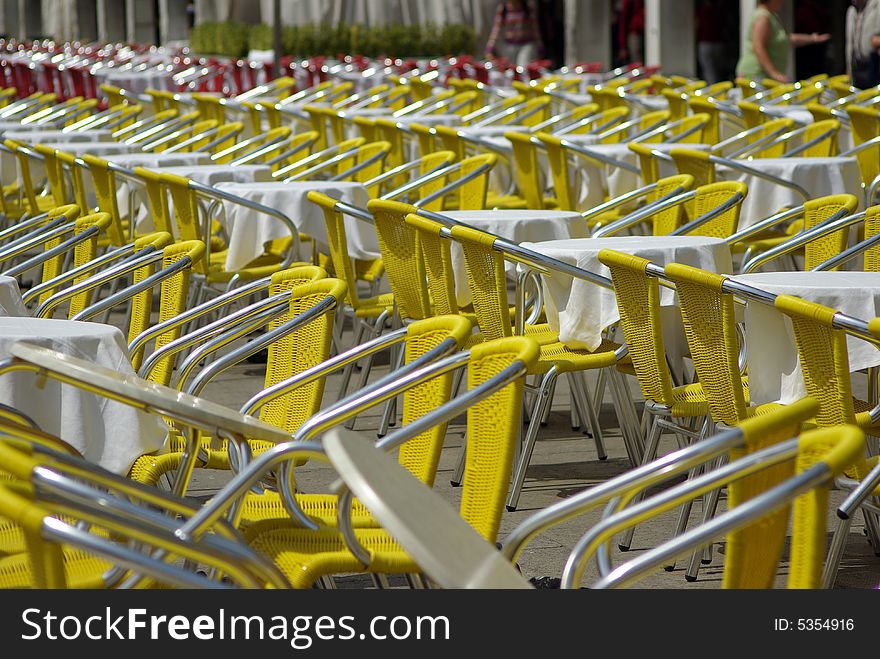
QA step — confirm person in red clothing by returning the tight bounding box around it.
[618,0,645,65]
[485,0,544,68]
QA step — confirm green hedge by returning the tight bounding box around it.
[190,21,475,59]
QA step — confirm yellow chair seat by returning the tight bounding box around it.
[239,491,378,529]
[0,548,112,589]
[536,338,621,373]
[353,292,395,318]
[245,522,417,589]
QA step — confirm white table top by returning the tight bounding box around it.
[719,156,864,229]
[0,317,167,473]
[523,235,733,352]
[106,152,211,168]
[216,180,374,271]
[3,129,114,143]
[444,210,588,309]
[0,276,27,317]
[734,271,880,405]
[460,125,530,136]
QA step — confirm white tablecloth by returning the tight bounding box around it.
[522,235,733,351]
[3,129,114,143]
[0,276,28,317]
[718,156,864,228]
[735,271,880,405]
[3,140,140,188]
[444,210,589,308]
[216,181,374,271]
[97,66,175,94]
[0,317,167,473]
[107,152,211,168]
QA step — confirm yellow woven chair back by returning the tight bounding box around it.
[0,482,67,588]
[374,118,409,176]
[160,173,206,269]
[31,145,69,206]
[410,150,456,210]
[462,336,539,540]
[628,141,661,187]
[747,117,796,157]
[260,276,345,436]
[434,124,467,160]
[663,262,748,426]
[448,223,512,340]
[52,150,90,214]
[847,105,880,186]
[367,199,432,321]
[192,92,226,125]
[36,205,86,303]
[800,119,840,157]
[304,104,331,150]
[184,119,221,152]
[352,115,377,142]
[537,133,577,210]
[100,83,126,108]
[339,140,391,195]
[802,194,859,270]
[408,122,436,159]
[634,110,671,141]
[505,131,545,209]
[515,96,552,127]
[145,88,176,113]
[399,315,474,484]
[456,153,496,210]
[132,166,173,234]
[649,174,694,235]
[306,190,372,310]
[805,101,833,123]
[772,295,855,421]
[698,81,733,99]
[592,86,626,112]
[130,240,206,377]
[4,139,48,214]
[669,147,714,187]
[686,97,721,143]
[66,231,173,320]
[80,153,126,247]
[863,205,880,272]
[684,180,748,239]
[404,213,461,316]
[737,100,768,130]
[668,112,711,144]
[661,88,688,120]
[598,250,676,405]
[594,107,632,143]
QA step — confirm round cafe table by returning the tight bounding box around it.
[215,181,373,271]
[521,235,733,352]
[3,129,114,143]
[0,317,167,474]
[733,271,880,406]
[444,210,589,308]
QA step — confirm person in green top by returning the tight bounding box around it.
[736,0,830,83]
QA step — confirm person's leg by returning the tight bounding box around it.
[628,31,644,65]
[516,42,538,69]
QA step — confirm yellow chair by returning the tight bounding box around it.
[244,335,539,588]
[686,96,722,143]
[504,131,556,210]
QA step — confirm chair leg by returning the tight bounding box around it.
[822,515,853,589]
[338,314,367,399]
[607,369,641,465]
[684,455,727,582]
[450,443,467,487]
[618,413,664,552]
[540,377,557,426]
[571,371,606,460]
[506,367,558,511]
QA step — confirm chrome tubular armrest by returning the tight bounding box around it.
[740,208,860,273]
[183,295,339,398]
[282,145,363,182]
[502,424,749,563]
[0,218,73,268]
[470,100,528,127]
[0,210,52,245]
[126,116,192,146]
[563,141,640,173]
[838,461,880,520]
[72,256,193,323]
[330,146,391,182]
[34,248,163,318]
[227,134,292,167]
[240,327,408,417]
[365,157,436,189]
[591,189,694,238]
[669,191,745,236]
[140,291,289,381]
[813,230,880,272]
[591,460,829,589]
[412,163,493,208]
[840,134,880,158]
[770,125,836,158]
[189,180,300,267]
[262,136,317,168]
[23,243,137,306]
[566,437,805,587]
[708,154,810,200]
[720,125,790,159]
[2,222,103,279]
[129,276,272,359]
[210,131,273,162]
[329,199,374,224]
[272,142,348,179]
[579,182,658,222]
[724,204,805,246]
[161,125,223,154]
